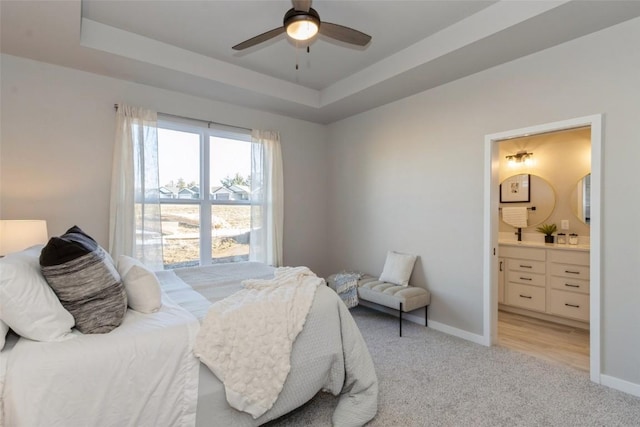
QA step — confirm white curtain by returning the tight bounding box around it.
[249,130,284,267]
[109,104,164,270]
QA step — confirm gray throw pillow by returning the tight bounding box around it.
[40,226,127,334]
[333,272,360,309]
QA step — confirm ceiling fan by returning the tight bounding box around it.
[232,0,372,51]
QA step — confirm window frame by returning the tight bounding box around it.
[157,118,252,267]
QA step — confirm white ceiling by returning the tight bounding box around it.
[2,1,640,124]
[81,0,497,91]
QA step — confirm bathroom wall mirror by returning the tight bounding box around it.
[499,174,556,229]
[569,173,591,225]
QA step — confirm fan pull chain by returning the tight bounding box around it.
[294,43,310,70]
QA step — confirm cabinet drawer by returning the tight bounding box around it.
[506,283,546,312]
[507,259,545,274]
[549,289,590,322]
[507,270,545,287]
[548,250,589,265]
[549,263,590,280]
[549,276,590,294]
[500,246,546,261]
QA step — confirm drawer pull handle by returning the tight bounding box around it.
[519,265,532,269]
[565,303,580,308]
[520,277,532,281]
[519,294,532,299]
[565,270,580,275]
[564,283,580,288]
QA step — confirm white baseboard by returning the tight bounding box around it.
[427,320,486,345]
[601,374,640,398]
[357,301,485,345]
[358,302,640,399]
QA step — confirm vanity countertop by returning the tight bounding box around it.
[499,240,590,252]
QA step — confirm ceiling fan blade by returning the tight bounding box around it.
[320,22,371,46]
[232,27,285,51]
[292,0,311,12]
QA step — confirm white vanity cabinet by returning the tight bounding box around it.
[547,250,590,322]
[502,246,547,313]
[499,243,590,326]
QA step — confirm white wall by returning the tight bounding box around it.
[0,54,329,274]
[327,17,640,385]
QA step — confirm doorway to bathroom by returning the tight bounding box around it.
[482,115,602,383]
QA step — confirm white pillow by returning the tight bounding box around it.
[117,255,162,314]
[0,245,75,341]
[0,320,8,350]
[379,251,417,287]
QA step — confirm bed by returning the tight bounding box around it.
[0,260,378,427]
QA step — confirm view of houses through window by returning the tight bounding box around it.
[157,120,252,269]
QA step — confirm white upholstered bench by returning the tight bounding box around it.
[328,274,431,337]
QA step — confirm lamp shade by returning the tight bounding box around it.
[0,220,49,256]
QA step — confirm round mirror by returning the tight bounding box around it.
[499,173,556,229]
[569,173,591,225]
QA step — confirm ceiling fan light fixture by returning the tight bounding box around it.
[232,3,371,51]
[284,8,320,41]
[286,20,319,40]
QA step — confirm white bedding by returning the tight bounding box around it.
[195,266,323,418]
[1,262,378,427]
[160,262,379,427]
[1,293,200,427]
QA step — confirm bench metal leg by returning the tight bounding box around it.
[399,302,403,337]
[425,305,428,327]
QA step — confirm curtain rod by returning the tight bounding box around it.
[114,104,252,132]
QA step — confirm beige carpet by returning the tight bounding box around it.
[266,306,640,426]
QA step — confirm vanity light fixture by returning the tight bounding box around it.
[506,150,534,167]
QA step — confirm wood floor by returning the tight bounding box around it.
[497,310,590,372]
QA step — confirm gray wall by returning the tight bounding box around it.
[2,15,639,389]
[326,17,640,384]
[0,55,329,274]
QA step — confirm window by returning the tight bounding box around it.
[157,119,253,269]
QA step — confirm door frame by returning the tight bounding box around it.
[482,114,602,383]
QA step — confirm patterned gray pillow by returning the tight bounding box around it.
[333,272,360,309]
[40,226,127,334]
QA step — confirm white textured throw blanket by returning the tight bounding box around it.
[194,266,324,418]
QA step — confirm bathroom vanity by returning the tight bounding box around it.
[498,241,590,328]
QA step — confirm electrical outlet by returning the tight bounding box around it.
[561,220,569,230]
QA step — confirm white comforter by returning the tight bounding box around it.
[1,293,200,427]
[194,266,323,418]
[161,262,379,427]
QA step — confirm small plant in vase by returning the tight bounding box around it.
[536,223,557,243]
